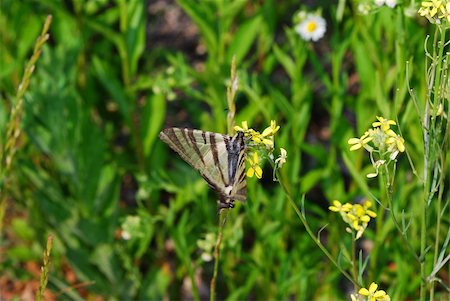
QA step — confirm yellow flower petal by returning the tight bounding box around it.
[367,210,377,218]
[342,204,353,212]
[374,290,387,298]
[262,127,273,137]
[252,152,259,163]
[348,138,360,144]
[254,166,263,179]
[329,206,339,212]
[360,215,370,223]
[369,282,378,293]
[359,287,370,295]
[262,138,274,146]
[333,200,342,207]
[350,144,362,151]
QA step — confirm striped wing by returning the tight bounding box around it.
[159,128,246,207]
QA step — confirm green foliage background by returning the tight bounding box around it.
[1,0,448,300]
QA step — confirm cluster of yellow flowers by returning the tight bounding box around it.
[348,116,405,178]
[329,200,377,239]
[418,0,450,23]
[234,120,286,179]
[235,120,280,148]
[351,282,391,301]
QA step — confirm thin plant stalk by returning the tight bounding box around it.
[210,210,229,301]
[36,235,53,301]
[420,26,447,301]
[0,15,52,235]
[351,232,358,291]
[380,168,421,264]
[210,55,238,301]
[277,170,360,288]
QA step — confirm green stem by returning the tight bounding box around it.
[427,26,447,301]
[369,193,385,280]
[419,26,446,301]
[210,56,237,300]
[351,233,358,291]
[380,168,421,264]
[277,171,360,288]
[210,209,228,301]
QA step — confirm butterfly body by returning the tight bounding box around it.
[159,128,247,209]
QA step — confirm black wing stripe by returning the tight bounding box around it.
[164,128,187,156]
[185,129,205,165]
[201,131,207,144]
[209,132,228,186]
[237,167,246,184]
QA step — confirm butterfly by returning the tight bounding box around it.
[159,128,247,209]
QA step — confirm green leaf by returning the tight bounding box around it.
[142,94,166,157]
[273,44,295,79]
[92,56,131,124]
[227,15,262,62]
[177,0,217,55]
[300,169,324,193]
[11,218,36,240]
[125,0,145,77]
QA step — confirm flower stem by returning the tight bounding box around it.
[380,169,420,264]
[419,25,447,301]
[210,55,238,300]
[351,233,358,291]
[277,170,360,288]
[210,209,228,301]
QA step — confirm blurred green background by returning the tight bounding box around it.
[1,0,448,300]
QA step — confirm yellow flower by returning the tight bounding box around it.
[386,134,405,152]
[363,200,377,218]
[262,120,280,137]
[331,200,377,239]
[445,3,450,21]
[418,0,447,20]
[329,200,352,213]
[422,0,443,16]
[234,121,249,133]
[372,116,396,131]
[275,148,287,168]
[250,132,273,147]
[418,6,431,16]
[247,152,263,179]
[359,282,390,301]
[348,131,373,151]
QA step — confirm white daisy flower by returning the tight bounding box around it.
[374,0,385,6]
[295,14,326,42]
